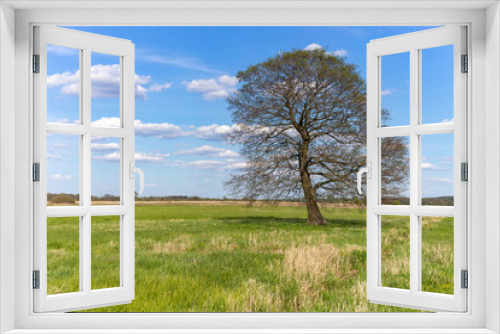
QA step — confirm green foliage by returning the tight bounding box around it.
[46,204,453,312]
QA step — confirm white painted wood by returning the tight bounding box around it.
[0,2,17,333]
[33,26,135,313]
[3,0,497,10]
[366,26,467,312]
[10,6,488,333]
[46,123,129,137]
[485,3,500,332]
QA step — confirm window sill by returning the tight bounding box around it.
[4,329,497,334]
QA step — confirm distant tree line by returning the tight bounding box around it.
[47,192,453,206]
[382,196,453,206]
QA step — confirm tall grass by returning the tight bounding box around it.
[46,204,453,312]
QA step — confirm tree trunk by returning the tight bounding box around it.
[300,166,328,226]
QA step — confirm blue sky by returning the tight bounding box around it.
[46,26,454,199]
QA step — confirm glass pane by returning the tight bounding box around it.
[47,133,80,206]
[46,45,80,124]
[381,215,410,290]
[421,134,454,206]
[381,52,410,127]
[91,52,121,127]
[421,45,454,124]
[421,216,454,294]
[91,137,121,204]
[47,216,80,295]
[91,215,121,290]
[381,136,410,205]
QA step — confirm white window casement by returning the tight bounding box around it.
[33,26,138,313]
[365,26,468,312]
[1,1,500,333]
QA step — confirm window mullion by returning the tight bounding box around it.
[82,47,92,294]
[409,47,420,294]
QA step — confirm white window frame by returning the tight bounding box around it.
[1,1,499,333]
[33,26,136,313]
[366,26,467,312]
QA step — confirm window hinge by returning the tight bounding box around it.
[461,54,468,73]
[33,54,40,73]
[461,162,468,182]
[33,163,40,182]
[33,270,40,289]
[461,270,468,289]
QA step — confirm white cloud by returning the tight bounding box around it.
[166,159,246,171]
[168,160,225,170]
[424,177,453,184]
[331,49,348,57]
[227,162,247,169]
[304,43,348,57]
[175,145,239,157]
[47,64,165,100]
[134,152,170,162]
[49,174,73,181]
[195,124,236,140]
[304,43,323,51]
[91,117,121,128]
[183,75,238,101]
[135,119,188,139]
[91,143,120,150]
[91,117,189,139]
[442,118,454,123]
[148,83,172,92]
[381,89,394,96]
[92,152,120,162]
[93,151,169,163]
[441,156,453,165]
[422,162,439,170]
[141,53,222,74]
[47,154,62,160]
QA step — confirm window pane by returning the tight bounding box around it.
[91,215,121,290]
[47,133,80,206]
[381,136,410,205]
[381,52,410,127]
[421,45,454,124]
[421,134,454,206]
[46,45,80,124]
[47,216,80,295]
[381,215,410,290]
[91,137,121,204]
[421,216,454,294]
[91,52,121,127]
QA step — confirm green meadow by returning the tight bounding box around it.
[45,203,454,312]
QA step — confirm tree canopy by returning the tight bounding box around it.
[226,48,408,225]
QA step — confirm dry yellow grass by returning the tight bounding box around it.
[209,235,237,252]
[422,216,444,226]
[284,244,339,279]
[152,235,193,254]
[47,248,66,256]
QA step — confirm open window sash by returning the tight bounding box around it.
[33,26,136,312]
[366,26,467,312]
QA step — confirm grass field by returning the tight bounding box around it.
[46,203,454,312]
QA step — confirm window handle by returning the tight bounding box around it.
[129,162,145,195]
[357,162,371,195]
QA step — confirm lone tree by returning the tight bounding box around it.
[226,48,408,225]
